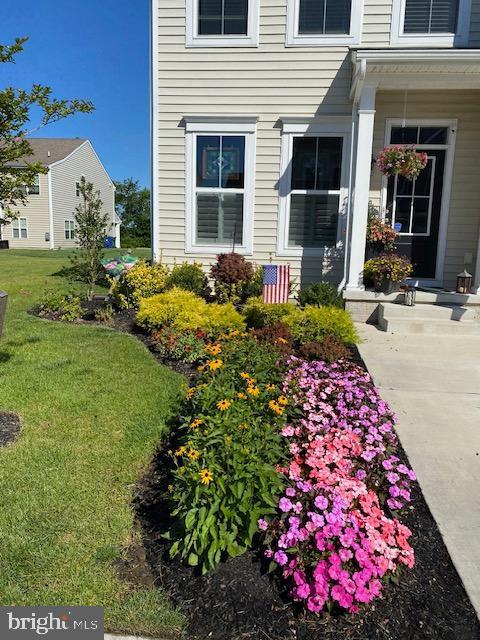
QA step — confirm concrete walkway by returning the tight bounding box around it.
[357,324,480,616]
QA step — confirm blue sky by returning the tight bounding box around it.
[2,1,150,187]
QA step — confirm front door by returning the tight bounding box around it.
[386,150,445,279]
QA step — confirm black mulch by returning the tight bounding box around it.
[0,411,21,447]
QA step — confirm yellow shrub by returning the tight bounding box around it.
[283,305,359,345]
[202,303,245,335]
[243,296,295,328]
[111,260,170,308]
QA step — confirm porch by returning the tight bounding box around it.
[345,49,480,298]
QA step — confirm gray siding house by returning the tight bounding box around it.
[152,0,480,294]
[1,138,119,250]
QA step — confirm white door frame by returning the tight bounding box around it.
[380,118,458,287]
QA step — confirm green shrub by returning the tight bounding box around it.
[167,262,211,298]
[37,289,83,322]
[94,304,114,324]
[110,259,170,309]
[297,282,343,309]
[283,306,358,345]
[243,297,294,329]
[136,287,245,336]
[151,328,206,363]
[167,335,287,572]
[298,335,351,363]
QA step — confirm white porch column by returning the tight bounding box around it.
[346,84,377,291]
[474,224,480,294]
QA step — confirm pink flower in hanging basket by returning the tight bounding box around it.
[376,145,428,181]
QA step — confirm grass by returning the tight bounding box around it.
[0,249,185,636]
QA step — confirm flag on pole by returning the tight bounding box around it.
[262,264,290,304]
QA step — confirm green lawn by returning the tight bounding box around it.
[0,249,184,636]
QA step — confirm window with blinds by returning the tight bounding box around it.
[198,0,248,35]
[12,218,28,239]
[288,137,342,248]
[403,0,459,33]
[195,135,245,246]
[298,0,352,34]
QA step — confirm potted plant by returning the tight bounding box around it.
[363,254,413,294]
[0,291,7,338]
[376,145,428,181]
[366,206,398,258]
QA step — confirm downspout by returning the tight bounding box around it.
[150,0,160,262]
[47,168,55,249]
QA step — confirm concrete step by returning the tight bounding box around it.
[378,303,480,335]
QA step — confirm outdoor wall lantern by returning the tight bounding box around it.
[456,270,472,294]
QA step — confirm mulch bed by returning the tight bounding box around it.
[0,411,21,447]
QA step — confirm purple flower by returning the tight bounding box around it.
[314,495,329,510]
[257,518,268,531]
[274,551,288,566]
[279,497,293,513]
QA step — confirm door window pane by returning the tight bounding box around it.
[412,198,429,234]
[414,158,434,196]
[196,193,244,244]
[418,127,448,145]
[404,0,458,34]
[390,127,419,144]
[199,0,248,35]
[298,0,351,35]
[394,199,411,233]
[288,194,339,247]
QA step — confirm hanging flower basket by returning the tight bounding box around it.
[376,145,428,181]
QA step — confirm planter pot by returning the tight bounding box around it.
[0,240,9,250]
[0,291,7,338]
[374,278,401,295]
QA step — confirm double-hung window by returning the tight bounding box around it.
[65,220,75,240]
[186,0,259,46]
[12,218,28,239]
[391,0,472,45]
[277,121,350,256]
[27,175,40,195]
[185,116,256,254]
[286,0,364,46]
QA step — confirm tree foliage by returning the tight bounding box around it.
[114,178,150,247]
[71,177,109,300]
[0,37,94,225]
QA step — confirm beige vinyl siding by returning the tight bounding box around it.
[470,0,480,45]
[369,90,480,289]
[7,173,50,249]
[50,142,115,249]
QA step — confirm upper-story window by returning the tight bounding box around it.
[186,0,259,46]
[391,0,472,46]
[286,0,364,46]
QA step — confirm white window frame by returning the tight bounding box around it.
[64,219,75,240]
[184,115,257,255]
[186,0,259,47]
[12,217,28,240]
[277,118,351,258]
[286,0,364,47]
[27,174,40,196]
[390,0,472,46]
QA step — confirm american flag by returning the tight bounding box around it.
[262,264,290,304]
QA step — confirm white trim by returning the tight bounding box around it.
[381,119,458,286]
[277,121,352,258]
[185,119,257,255]
[47,169,55,249]
[186,0,259,47]
[390,0,472,46]
[352,49,480,64]
[286,0,364,47]
[151,0,160,262]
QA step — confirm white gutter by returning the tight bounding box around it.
[352,48,480,64]
[150,0,160,263]
[47,169,55,249]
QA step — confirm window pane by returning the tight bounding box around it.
[224,0,248,34]
[13,227,19,239]
[292,138,317,190]
[316,137,342,190]
[390,127,418,144]
[299,0,325,33]
[288,194,339,247]
[418,126,448,144]
[396,175,413,196]
[196,193,244,244]
[198,0,223,34]
[394,198,411,233]
[197,136,221,188]
[404,0,458,33]
[221,136,245,188]
[414,158,433,196]
[412,198,429,233]
[325,0,351,33]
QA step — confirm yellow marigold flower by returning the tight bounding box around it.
[278,395,288,406]
[237,392,247,400]
[205,343,222,356]
[175,446,186,457]
[247,386,260,396]
[266,384,276,392]
[186,387,196,398]
[188,448,200,461]
[240,372,251,380]
[199,468,214,485]
[239,423,248,430]
[209,359,223,371]
[217,399,232,411]
[190,419,203,429]
[269,400,284,416]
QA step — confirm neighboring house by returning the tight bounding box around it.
[151,0,480,294]
[1,138,119,250]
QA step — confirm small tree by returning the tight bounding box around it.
[71,177,109,300]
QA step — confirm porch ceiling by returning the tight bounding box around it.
[351,49,480,98]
